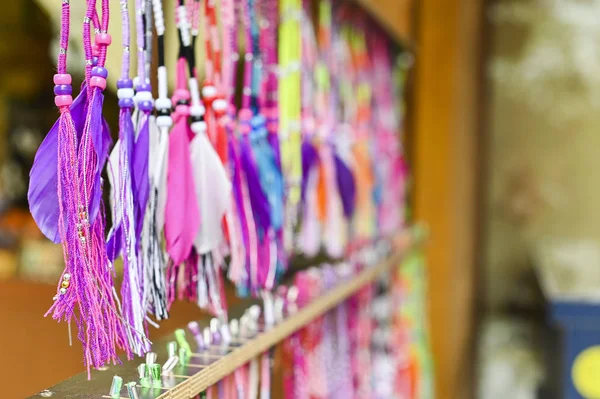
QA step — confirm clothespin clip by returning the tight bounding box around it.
[162,354,180,373]
[108,375,123,399]
[203,327,212,349]
[248,304,261,332]
[220,319,232,346]
[286,286,298,315]
[274,294,285,324]
[229,319,240,342]
[239,314,250,339]
[145,352,157,366]
[167,341,177,358]
[210,318,222,345]
[175,328,193,355]
[262,291,274,330]
[138,363,150,388]
[125,381,139,399]
[188,321,206,350]
[149,363,162,387]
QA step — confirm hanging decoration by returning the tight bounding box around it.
[28,0,411,374]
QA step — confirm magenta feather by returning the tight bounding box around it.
[164,116,200,265]
[132,115,150,238]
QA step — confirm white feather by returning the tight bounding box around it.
[189,131,232,253]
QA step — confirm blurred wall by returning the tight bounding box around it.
[483,0,600,309]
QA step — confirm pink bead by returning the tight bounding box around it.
[92,44,101,57]
[173,88,190,101]
[175,104,189,115]
[239,109,253,121]
[240,124,252,135]
[53,74,72,85]
[95,33,112,45]
[90,76,107,90]
[54,95,73,107]
[263,107,277,119]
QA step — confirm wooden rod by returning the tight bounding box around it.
[157,226,424,399]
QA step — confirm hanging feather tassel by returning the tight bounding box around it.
[165,75,200,266]
[238,110,271,234]
[250,113,284,290]
[227,131,252,295]
[190,123,232,253]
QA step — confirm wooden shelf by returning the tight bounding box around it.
[32,225,425,399]
[352,0,414,45]
[158,228,423,398]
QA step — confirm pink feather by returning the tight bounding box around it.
[164,115,200,265]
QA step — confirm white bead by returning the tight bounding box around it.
[190,104,205,117]
[202,85,217,99]
[191,121,207,134]
[152,0,165,35]
[63,273,71,281]
[135,91,153,102]
[133,76,140,88]
[156,115,173,129]
[60,288,67,295]
[155,97,172,111]
[212,99,228,113]
[117,88,134,99]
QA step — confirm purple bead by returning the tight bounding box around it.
[92,56,99,66]
[53,84,72,95]
[117,78,133,89]
[91,66,108,78]
[138,100,154,112]
[136,83,152,92]
[118,98,134,109]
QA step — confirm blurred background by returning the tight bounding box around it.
[2,0,600,398]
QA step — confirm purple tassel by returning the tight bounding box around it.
[46,87,132,375]
[333,152,356,218]
[239,130,271,233]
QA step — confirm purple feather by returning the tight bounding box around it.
[228,136,251,292]
[132,115,150,238]
[333,152,356,218]
[28,85,111,243]
[301,138,320,205]
[239,134,271,233]
[267,133,281,170]
[106,223,123,261]
[85,90,112,233]
[106,110,136,261]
